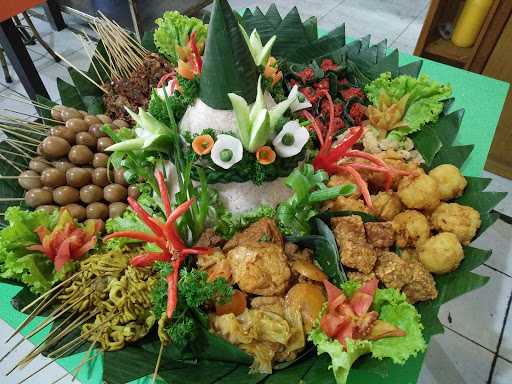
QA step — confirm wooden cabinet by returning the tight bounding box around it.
[483,17,512,178]
[415,0,512,178]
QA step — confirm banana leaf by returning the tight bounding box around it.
[57,78,86,111]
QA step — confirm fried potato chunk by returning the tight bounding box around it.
[374,251,412,290]
[392,210,430,247]
[228,242,291,296]
[224,218,283,251]
[429,164,467,201]
[331,216,377,274]
[431,203,481,245]
[398,173,441,211]
[417,232,464,274]
[371,191,403,220]
[364,222,395,248]
[402,260,438,303]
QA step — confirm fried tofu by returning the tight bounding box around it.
[224,218,283,251]
[347,271,377,284]
[331,216,377,274]
[331,216,367,244]
[374,251,412,290]
[364,222,395,248]
[402,260,438,303]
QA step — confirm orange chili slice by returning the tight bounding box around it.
[192,134,214,155]
[256,146,276,165]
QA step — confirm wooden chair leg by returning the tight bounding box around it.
[0,48,13,83]
[22,12,61,63]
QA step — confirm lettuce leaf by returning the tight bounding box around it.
[310,286,426,384]
[0,207,60,294]
[365,73,452,139]
[310,327,371,384]
[154,11,207,64]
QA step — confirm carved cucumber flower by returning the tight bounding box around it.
[228,76,297,152]
[288,85,312,112]
[240,27,276,66]
[273,120,310,158]
[211,134,243,169]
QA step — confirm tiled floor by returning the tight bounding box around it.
[0,1,511,383]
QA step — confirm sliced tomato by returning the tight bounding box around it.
[320,312,348,338]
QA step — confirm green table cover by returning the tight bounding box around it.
[0,45,509,384]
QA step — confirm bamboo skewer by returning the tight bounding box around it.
[48,352,99,384]
[21,272,82,314]
[0,149,33,159]
[1,91,53,110]
[152,342,165,384]
[0,152,23,172]
[0,175,39,179]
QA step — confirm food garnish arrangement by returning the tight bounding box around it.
[0,1,507,383]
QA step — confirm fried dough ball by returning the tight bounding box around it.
[402,260,438,303]
[429,164,467,201]
[431,203,481,245]
[371,191,403,220]
[417,232,464,274]
[400,248,419,262]
[392,210,430,247]
[398,173,440,211]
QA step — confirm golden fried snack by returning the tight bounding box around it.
[402,260,438,303]
[371,191,403,220]
[417,232,464,274]
[323,196,369,213]
[429,164,467,201]
[431,202,481,245]
[392,210,430,247]
[374,251,412,289]
[400,248,419,262]
[224,218,283,251]
[398,173,441,211]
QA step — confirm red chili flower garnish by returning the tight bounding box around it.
[28,209,102,272]
[341,87,364,101]
[305,89,417,208]
[321,58,338,72]
[104,170,211,319]
[320,279,405,348]
[349,103,367,125]
[297,67,315,83]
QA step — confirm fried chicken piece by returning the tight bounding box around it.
[228,242,291,296]
[331,216,377,274]
[197,250,233,283]
[402,261,438,303]
[323,196,370,213]
[364,222,395,248]
[392,210,430,247]
[224,218,283,251]
[371,191,403,221]
[398,173,441,211]
[429,164,467,201]
[347,271,377,284]
[331,216,367,243]
[251,296,285,317]
[374,251,412,289]
[431,203,481,245]
[284,242,313,262]
[285,283,325,332]
[195,228,225,248]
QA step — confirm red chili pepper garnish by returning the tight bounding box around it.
[189,31,203,74]
[103,170,212,319]
[306,89,417,208]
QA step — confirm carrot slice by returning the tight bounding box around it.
[215,289,247,316]
[192,135,214,155]
[256,146,276,165]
